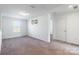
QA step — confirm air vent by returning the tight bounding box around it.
[73,5,78,9]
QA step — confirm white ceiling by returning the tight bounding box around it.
[51,4,79,14]
[0,4,61,19]
[0,4,79,19]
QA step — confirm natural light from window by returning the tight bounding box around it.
[13,20,21,32]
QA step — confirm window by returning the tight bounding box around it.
[13,20,21,32]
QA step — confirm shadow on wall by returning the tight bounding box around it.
[0,30,2,53]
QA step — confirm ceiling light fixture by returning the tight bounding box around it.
[68,5,73,8]
[19,12,30,16]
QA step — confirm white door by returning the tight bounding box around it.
[55,15,67,41]
[67,12,79,45]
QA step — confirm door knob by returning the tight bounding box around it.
[64,30,67,32]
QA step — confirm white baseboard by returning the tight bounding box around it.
[27,35,50,43]
[2,35,28,39]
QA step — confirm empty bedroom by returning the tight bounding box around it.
[0,4,79,55]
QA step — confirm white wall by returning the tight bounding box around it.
[0,31,2,52]
[0,15,2,52]
[50,20,53,34]
[28,14,50,42]
[49,13,54,35]
[2,16,28,39]
[50,13,57,39]
[53,11,79,44]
